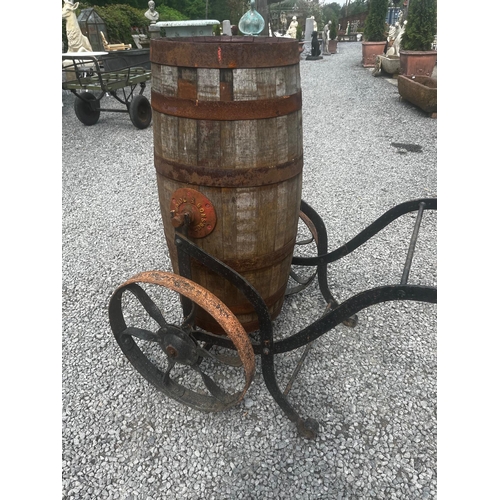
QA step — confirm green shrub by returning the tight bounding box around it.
[401,0,437,51]
[93,4,149,44]
[62,2,186,48]
[156,5,187,22]
[329,14,338,40]
[363,0,388,42]
[296,24,303,41]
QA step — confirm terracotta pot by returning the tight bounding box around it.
[399,50,437,77]
[328,39,338,54]
[361,41,386,67]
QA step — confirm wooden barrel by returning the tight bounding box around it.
[151,36,303,333]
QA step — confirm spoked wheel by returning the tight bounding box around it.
[129,95,152,129]
[74,92,100,125]
[109,271,255,412]
[286,210,319,295]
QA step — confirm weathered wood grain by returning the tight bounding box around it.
[152,38,303,333]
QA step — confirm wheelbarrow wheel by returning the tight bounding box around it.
[74,92,100,126]
[109,271,255,412]
[286,210,319,295]
[129,95,152,129]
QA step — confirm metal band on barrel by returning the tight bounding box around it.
[151,90,302,121]
[154,154,303,188]
[190,238,296,274]
[150,36,300,68]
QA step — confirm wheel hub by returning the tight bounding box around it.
[159,326,199,366]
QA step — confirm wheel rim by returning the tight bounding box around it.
[286,210,319,295]
[109,271,255,412]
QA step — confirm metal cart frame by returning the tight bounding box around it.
[109,197,436,439]
[62,53,152,129]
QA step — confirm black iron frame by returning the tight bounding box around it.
[170,197,437,438]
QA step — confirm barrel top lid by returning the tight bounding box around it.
[155,20,220,27]
[151,36,300,68]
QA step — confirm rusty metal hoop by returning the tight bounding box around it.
[109,271,255,412]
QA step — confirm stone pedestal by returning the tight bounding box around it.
[303,17,314,55]
[149,24,160,40]
[222,20,232,36]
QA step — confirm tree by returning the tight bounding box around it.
[401,0,437,51]
[363,0,388,41]
[341,0,368,18]
[322,2,341,24]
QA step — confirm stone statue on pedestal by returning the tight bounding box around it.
[145,0,159,24]
[311,32,320,56]
[286,16,298,39]
[323,21,332,55]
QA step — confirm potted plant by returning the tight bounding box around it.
[399,0,437,76]
[328,15,338,54]
[361,0,389,67]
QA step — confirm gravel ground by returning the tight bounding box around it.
[62,41,437,499]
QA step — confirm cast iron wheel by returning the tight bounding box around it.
[129,95,152,129]
[109,271,255,412]
[74,92,100,126]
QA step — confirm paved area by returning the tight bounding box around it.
[62,41,437,499]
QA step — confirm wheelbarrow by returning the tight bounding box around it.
[108,37,436,439]
[62,53,152,129]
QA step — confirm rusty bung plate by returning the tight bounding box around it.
[169,188,217,238]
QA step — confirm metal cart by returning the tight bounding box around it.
[109,197,436,439]
[108,36,436,439]
[62,53,152,129]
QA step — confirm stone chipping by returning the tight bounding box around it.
[62,41,437,500]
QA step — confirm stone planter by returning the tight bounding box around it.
[328,39,338,54]
[361,41,386,67]
[155,19,220,37]
[372,55,400,77]
[398,75,437,115]
[399,50,437,77]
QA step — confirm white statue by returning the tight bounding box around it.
[387,24,397,43]
[323,21,331,54]
[311,16,317,32]
[286,16,298,38]
[145,0,159,24]
[62,0,93,53]
[387,20,406,57]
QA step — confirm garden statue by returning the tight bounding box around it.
[311,32,320,56]
[346,21,351,35]
[323,21,332,55]
[373,19,406,76]
[286,16,298,38]
[311,16,318,32]
[238,0,265,36]
[62,0,93,53]
[280,11,287,33]
[387,20,407,57]
[145,0,159,24]
[387,24,397,44]
[305,31,323,60]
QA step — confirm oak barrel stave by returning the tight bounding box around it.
[151,37,303,333]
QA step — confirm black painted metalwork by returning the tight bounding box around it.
[109,197,437,439]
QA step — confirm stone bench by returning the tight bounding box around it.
[338,34,359,42]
